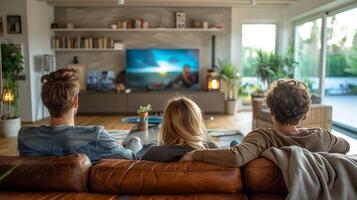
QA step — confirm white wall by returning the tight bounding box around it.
[0,0,54,122]
[230,7,291,70]
[27,0,54,121]
[0,0,33,121]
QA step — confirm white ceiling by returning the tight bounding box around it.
[38,0,300,7]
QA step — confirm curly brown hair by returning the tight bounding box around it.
[265,79,311,125]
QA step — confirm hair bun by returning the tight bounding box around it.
[41,74,51,84]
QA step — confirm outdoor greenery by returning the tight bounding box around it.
[218,59,241,101]
[255,48,298,85]
[0,43,24,118]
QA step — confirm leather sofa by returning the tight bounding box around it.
[0,154,287,200]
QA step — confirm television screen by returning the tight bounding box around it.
[87,70,116,91]
[126,49,199,90]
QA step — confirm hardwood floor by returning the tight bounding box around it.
[0,112,252,156]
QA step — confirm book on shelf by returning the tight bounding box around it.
[51,36,115,50]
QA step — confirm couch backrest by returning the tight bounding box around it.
[0,154,91,192]
[90,159,243,195]
[242,158,287,195]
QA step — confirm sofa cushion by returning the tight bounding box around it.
[128,194,248,200]
[0,192,119,200]
[242,158,287,195]
[0,154,91,192]
[90,160,242,195]
[0,192,248,200]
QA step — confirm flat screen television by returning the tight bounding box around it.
[126,49,199,90]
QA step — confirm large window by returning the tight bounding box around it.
[324,7,357,129]
[242,24,276,77]
[295,18,322,95]
[294,5,357,132]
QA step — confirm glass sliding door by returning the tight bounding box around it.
[324,7,357,130]
[295,18,322,95]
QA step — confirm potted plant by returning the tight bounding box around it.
[254,45,298,91]
[218,59,241,115]
[137,104,152,131]
[137,104,152,119]
[0,43,24,138]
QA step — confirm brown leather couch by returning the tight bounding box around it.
[0,154,286,200]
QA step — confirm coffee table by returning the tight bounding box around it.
[123,126,244,148]
[123,125,160,145]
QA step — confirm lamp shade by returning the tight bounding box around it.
[2,88,14,102]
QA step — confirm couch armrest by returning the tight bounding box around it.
[242,158,287,196]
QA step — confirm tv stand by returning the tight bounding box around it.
[78,90,225,114]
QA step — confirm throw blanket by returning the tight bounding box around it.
[262,146,357,200]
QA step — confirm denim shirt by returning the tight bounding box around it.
[18,125,135,163]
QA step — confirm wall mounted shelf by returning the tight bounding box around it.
[52,28,223,32]
[53,48,123,52]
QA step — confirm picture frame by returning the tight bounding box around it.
[0,17,4,36]
[7,15,21,34]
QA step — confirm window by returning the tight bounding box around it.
[295,18,322,95]
[324,7,357,130]
[241,24,276,77]
[294,5,357,133]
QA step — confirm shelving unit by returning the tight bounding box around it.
[53,48,123,52]
[52,28,223,32]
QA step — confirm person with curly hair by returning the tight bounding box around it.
[181,79,350,167]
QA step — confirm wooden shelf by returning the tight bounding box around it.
[52,28,223,32]
[53,48,123,52]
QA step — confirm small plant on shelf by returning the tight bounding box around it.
[137,104,152,119]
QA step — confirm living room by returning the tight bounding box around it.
[0,0,356,199]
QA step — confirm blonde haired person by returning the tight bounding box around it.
[137,96,217,162]
[181,79,350,167]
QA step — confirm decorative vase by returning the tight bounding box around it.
[226,100,238,115]
[138,112,148,119]
[137,112,148,131]
[0,117,21,138]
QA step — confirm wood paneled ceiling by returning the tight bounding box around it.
[38,0,299,7]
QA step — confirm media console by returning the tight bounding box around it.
[78,91,225,114]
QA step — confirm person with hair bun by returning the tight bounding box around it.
[181,79,350,167]
[18,68,142,163]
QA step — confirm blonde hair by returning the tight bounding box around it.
[159,97,207,150]
[41,68,80,117]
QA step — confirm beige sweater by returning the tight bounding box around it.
[193,128,350,167]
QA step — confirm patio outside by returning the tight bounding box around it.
[324,95,357,129]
